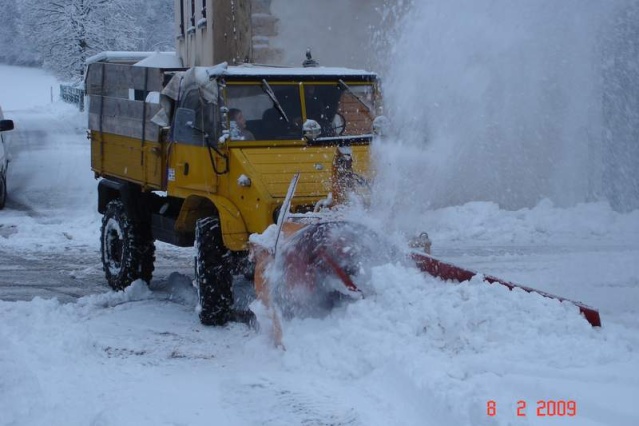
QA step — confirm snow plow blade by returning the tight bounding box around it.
[411,252,602,327]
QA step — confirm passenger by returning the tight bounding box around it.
[229,108,255,140]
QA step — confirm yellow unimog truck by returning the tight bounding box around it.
[86,54,383,325]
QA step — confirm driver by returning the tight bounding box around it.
[305,86,344,137]
[229,108,255,140]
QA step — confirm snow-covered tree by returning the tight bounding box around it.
[19,0,142,81]
[131,0,174,51]
[0,0,175,70]
[0,0,41,66]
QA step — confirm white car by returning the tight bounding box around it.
[0,106,15,209]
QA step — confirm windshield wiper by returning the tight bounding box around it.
[338,79,371,113]
[261,79,289,123]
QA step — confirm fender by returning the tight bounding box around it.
[176,194,249,251]
[97,179,124,214]
[97,179,151,225]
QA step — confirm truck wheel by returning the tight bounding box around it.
[195,216,233,326]
[0,173,6,210]
[100,199,155,291]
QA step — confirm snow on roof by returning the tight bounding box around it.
[85,51,178,66]
[212,63,377,78]
[85,52,376,87]
[133,52,183,68]
[85,52,374,77]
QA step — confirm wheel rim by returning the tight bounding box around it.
[103,217,124,275]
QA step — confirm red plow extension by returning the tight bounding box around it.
[411,252,602,327]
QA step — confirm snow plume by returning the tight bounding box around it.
[375,0,639,213]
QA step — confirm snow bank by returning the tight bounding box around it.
[252,260,639,425]
[421,200,639,246]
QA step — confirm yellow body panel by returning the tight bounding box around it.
[166,142,370,250]
[91,131,165,189]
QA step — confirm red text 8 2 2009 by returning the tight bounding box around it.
[486,400,577,417]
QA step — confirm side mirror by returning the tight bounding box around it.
[173,108,198,144]
[303,119,321,141]
[0,119,14,132]
[220,106,229,126]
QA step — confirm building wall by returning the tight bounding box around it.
[269,0,385,68]
[175,0,252,67]
[173,0,386,68]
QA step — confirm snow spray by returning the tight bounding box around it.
[373,0,639,213]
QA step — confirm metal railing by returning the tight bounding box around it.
[60,84,85,111]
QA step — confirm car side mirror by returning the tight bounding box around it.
[220,106,229,126]
[0,119,14,132]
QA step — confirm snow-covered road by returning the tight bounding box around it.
[0,95,194,303]
[1,64,638,426]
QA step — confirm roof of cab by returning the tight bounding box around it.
[85,51,377,82]
[204,63,377,82]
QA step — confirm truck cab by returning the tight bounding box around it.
[163,64,379,249]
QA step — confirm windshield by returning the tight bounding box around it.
[225,84,302,141]
[304,83,375,138]
[223,81,376,142]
